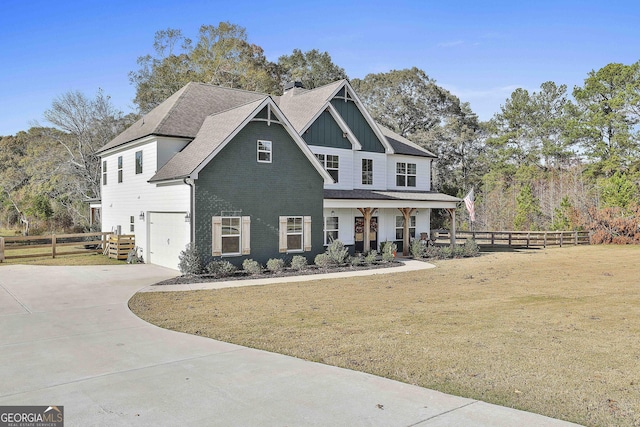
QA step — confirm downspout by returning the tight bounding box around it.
[184,177,195,244]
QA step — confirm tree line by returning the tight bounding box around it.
[1,21,639,242]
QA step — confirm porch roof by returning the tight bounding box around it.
[324,189,460,209]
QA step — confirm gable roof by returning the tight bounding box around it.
[98,83,266,153]
[277,80,436,156]
[275,80,346,133]
[150,97,333,184]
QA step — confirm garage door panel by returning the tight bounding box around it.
[149,212,188,270]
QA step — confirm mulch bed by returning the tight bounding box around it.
[153,261,405,286]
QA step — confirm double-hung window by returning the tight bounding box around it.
[395,215,416,240]
[362,159,373,185]
[396,162,416,187]
[117,156,123,183]
[212,216,251,256]
[324,216,339,244]
[315,154,339,182]
[135,151,143,174]
[130,216,135,233]
[257,140,272,163]
[102,160,107,185]
[279,216,312,252]
[221,217,241,255]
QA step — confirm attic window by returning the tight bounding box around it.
[257,140,272,163]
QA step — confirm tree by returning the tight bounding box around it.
[40,90,133,226]
[130,22,280,113]
[568,62,640,177]
[514,183,542,230]
[277,49,348,90]
[598,171,639,212]
[351,67,462,138]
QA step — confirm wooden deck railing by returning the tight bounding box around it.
[433,229,590,248]
[0,232,113,262]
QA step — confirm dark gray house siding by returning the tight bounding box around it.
[330,99,385,153]
[193,120,325,265]
[303,110,351,149]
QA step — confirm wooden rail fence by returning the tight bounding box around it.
[433,229,590,248]
[0,232,113,262]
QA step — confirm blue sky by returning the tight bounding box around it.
[1,0,639,135]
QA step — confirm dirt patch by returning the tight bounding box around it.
[130,245,640,427]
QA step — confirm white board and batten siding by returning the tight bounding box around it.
[101,137,191,270]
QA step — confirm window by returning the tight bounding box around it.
[118,156,123,183]
[362,159,373,185]
[396,162,416,187]
[222,217,241,255]
[212,216,251,256]
[287,217,303,251]
[102,160,107,185]
[279,216,312,252]
[257,140,272,163]
[135,151,143,174]
[315,154,339,182]
[130,216,135,233]
[324,216,339,244]
[395,216,416,240]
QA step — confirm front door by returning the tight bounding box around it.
[354,216,378,253]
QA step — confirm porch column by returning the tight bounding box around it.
[446,208,457,248]
[357,207,377,253]
[398,207,416,256]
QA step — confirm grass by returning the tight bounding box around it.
[129,245,640,427]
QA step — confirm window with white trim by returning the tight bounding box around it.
[135,150,143,174]
[130,216,135,233]
[362,158,373,185]
[279,216,312,252]
[102,160,107,185]
[395,215,416,240]
[315,154,339,182]
[212,216,251,256]
[324,216,339,244]
[117,156,123,183]
[396,162,416,187]
[257,140,272,163]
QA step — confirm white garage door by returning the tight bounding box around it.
[149,212,189,270]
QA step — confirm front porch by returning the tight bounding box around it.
[323,190,461,255]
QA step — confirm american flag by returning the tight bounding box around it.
[464,188,475,222]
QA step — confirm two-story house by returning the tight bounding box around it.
[97,80,459,270]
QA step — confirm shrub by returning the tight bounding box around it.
[381,242,397,263]
[290,255,308,271]
[350,255,364,266]
[410,239,428,259]
[364,250,378,265]
[178,243,204,276]
[438,246,453,259]
[266,258,285,273]
[242,259,262,275]
[463,238,480,257]
[325,239,349,265]
[205,260,237,278]
[314,253,332,268]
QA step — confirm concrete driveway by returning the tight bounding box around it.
[0,264,581,426]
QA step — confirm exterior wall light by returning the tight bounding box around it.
[185,212,191,223]
[139,211,145,221]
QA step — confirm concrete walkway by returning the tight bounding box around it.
[0,264,582,426]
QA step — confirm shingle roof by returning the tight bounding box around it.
[377,124,437,158]
[324,189,460,202]
[149,98,268,182]
[275,80,346,132]
[98,83,266,153]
